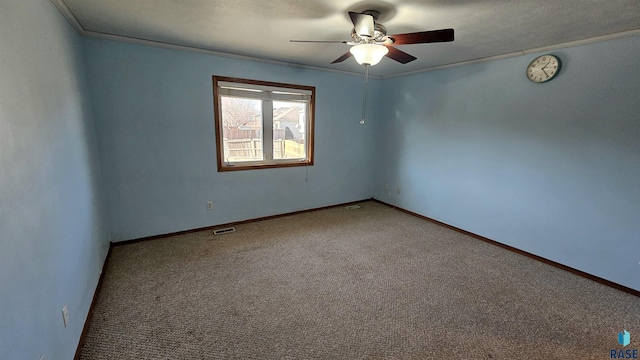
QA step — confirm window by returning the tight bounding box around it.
[213,76,315,171]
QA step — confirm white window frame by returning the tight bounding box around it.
[213,76,315,172]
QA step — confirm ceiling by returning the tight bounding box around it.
[56,0,640,77]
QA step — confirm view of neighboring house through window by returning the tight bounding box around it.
[213,76,315,171]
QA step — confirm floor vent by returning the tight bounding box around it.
[344,205,361,210]
[213,227,236,235]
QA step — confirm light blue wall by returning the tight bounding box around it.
[83,38,378,242]
[374,35,640,291]
[0,1,110,359]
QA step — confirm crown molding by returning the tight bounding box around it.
[50,0,85,34]
[521,28,640,55]
[381,28,640,79]
[81,30,379,79]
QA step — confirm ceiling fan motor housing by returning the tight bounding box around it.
[351,23,389,44]
[362,10,381,20]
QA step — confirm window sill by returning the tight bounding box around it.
[218,160,313,172]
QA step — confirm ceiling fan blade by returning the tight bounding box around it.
[385,47,417,64]
[331,51,353,64]
[389,29,454,45]
[290,40,348,44]
[348,11,374,38]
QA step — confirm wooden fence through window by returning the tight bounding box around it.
[224,139,305,161]
[223,129,287,140]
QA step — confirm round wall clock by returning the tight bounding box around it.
[526,55,561,83]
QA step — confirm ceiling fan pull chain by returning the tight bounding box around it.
[360,64,369,124]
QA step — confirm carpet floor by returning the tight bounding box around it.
[78,201,640,359]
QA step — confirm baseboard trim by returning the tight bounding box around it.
[112,199,373,246]
[373,199,640,298]
[74,244,113,360]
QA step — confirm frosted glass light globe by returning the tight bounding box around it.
[349,44,389,66]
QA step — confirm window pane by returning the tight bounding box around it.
[214,76,315,171]
[272,101,306,160]
[221,97,263,162]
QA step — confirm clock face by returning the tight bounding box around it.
[526,55,560,83]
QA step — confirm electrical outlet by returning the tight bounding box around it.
[207,201,213,210]
[385,184,389,191]
[397,187,401,195]
[62,305,68,327]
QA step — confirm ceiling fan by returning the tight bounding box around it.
[291,10,454,66]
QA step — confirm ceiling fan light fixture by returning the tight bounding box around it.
[349,44,389,66]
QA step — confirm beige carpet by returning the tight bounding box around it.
[78,201,640,359]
